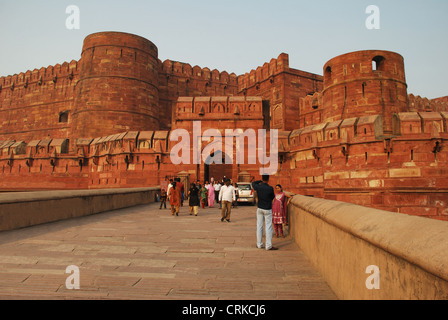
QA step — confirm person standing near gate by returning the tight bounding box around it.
[252,175,277,250]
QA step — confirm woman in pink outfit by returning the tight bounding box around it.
[272,184,291,237]
[208,182,215,207]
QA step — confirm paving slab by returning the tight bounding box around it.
[0,201,337,300]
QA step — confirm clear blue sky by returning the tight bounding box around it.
[0,0,447,98]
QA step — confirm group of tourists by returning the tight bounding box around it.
[190,178,237,221]
[160,177,237,221]
[159,174,291,251]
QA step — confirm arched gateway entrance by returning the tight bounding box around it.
[204,151,233,183]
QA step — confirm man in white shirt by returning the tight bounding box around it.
[213,181,222,209]
[219,178,236,222]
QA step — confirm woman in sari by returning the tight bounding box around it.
[199,184,208,209]
[272,184,291,237]
[208,182,215,208]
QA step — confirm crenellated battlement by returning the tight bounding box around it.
[431,96,448,104]
[159,59,238,85]
[288,111,448,152]
[0,59,79,143]
[408,94,448,112]
[237,53,290,91]
[300,92,322,113]
[0,60,79,90]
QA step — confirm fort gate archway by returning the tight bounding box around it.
[204,151,233,183]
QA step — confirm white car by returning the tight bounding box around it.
[236,182,256,205]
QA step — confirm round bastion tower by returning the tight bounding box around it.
[71,32,160,139]
[322,50,408,134]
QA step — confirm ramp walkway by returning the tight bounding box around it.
[0,201,336,300]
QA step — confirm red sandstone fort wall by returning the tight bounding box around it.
[238,53,323,131]
[0,32,241,143]
[1,108,447,220]
[0,61,79,142]
[280,111,448,220]
[1,32,448,221]
[158,59,239,130]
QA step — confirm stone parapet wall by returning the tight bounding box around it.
[0,187,159,231]
[288,194,448,299]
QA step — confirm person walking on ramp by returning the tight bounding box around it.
[188,183,200,216]
[168,181,181,216]
[219,178,235,222]
[252,175,277,250]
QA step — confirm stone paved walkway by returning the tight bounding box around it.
[0,202,337,300]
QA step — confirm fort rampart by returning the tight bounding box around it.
[1,31,448,221]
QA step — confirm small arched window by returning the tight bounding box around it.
[59,111,69,123]
[372,56,385,71]
[324,66,332,82]
[312,97,319,110]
